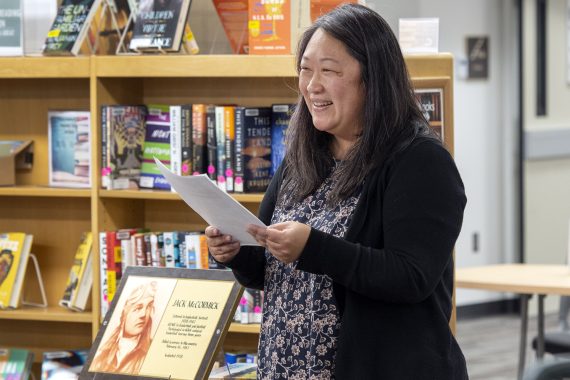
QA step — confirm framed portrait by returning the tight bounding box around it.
[81,266,243,380]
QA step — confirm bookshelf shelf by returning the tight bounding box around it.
[94,55,297,78]
[229,323,261,334]
[99,189,264,203]
[0,306,92,323]
[0,186,91,198]
[0,54,454,369]
[0,57,90,78]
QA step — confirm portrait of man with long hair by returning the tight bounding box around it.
[90,280,157,375]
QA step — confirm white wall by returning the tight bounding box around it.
[369,0,519,306]
[523,0,570,312]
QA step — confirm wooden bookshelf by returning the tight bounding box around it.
[0,54,455,368]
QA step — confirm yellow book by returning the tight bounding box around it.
[60,232,93,311]
[0,232,33,309]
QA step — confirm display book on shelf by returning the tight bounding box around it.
[0,55,453,376]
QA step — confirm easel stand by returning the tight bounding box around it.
[21,253,48,308]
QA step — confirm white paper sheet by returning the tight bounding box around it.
[154,158,265,246]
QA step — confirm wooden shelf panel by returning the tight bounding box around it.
[100,189,263,203]
[95,55,297,78]
[0,57,91,78]
[0,186,91,198]
[229,323,260,334]
[0,306,92,323]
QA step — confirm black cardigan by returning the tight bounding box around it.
[225,138,469,379]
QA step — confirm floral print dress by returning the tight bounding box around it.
[257,165,362,380]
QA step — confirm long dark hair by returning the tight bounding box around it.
[284,4,434,203]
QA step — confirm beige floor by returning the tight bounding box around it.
[456,312,561,380]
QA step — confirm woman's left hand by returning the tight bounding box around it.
[248,221,311,264]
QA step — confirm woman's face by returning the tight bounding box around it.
[299,29,365,149]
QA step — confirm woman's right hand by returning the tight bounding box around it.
[205,226,241,263]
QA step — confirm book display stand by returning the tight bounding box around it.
[21,254,48,309]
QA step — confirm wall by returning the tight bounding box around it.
[523,0,570,312]
[370,0,519,306]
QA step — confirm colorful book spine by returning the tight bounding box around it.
[98,232,109,317]
[206,105,217,184]
[170,105,182,178]
[181,104,193,176]
[140,104,171,190]
[224,106,236,192]
[234,106,245,193]
[192,104,208,175]
[215,106,227,192]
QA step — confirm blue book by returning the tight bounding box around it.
[270,104,294,176]
[242,107,272,193]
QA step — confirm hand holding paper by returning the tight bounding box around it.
[154,158,266,246]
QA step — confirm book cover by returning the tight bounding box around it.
[129,0,192,52]
[309,0,356,22]
[41,350,88,380]
[60,232,93,310]
[242,107,272,193]
[140,104,171,191]
[191,104,207,175]
[248,0,290,55]
[415,88,444,141]
[0,0,23,56]
[48,111,91,188]
[0,232,32,309]
[107,105,147,190]
[212,0,249,54]
[43,0,102,56]
[270,103,294,176]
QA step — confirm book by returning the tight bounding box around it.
[98,232,109,318]
[208,362,257,379]
[0,0,23,56]
[0,347,34,380]
[60,232,93,312]
[22,0,57,55]
[206,105,218,184]
[212,0,249,54]
[140,104,171,190]
[0,233,33,309]
[309,0,357,22]
[180,104,192,176]
[41,350,88,380]
[270,104,294,176]
[241,107,272,192]
[104,105,147,190]
[248,0,290,55]
[48,111,91,188]
[215,106,227,191]
[233,107,245,192]
[415,88,444,141]
[129,0,193,52]
[191,104,207,175]
[43,0,103,56]
[224,106,235,192]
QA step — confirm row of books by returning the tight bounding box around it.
[0,0,352,57]
[234,288,262,325]
[0,348,33,380]
[98,229,225,316]
[101,103,294,194]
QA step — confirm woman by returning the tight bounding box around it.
[207,4,468,379]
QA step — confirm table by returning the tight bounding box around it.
[456,264,570,380]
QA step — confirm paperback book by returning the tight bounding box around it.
[0,232,33,309]
[0,0,23,56]
[48,111,91,188]
[43,0,102,56]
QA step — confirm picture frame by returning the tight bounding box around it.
[80,266,244,380]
